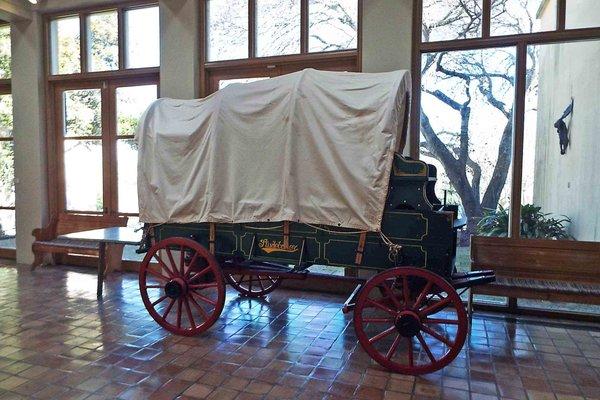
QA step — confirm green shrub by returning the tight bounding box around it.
[476,204,574,240]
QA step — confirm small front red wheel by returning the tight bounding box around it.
[225,274,282,297]
[139,237,225,336]
[354,267,467,375]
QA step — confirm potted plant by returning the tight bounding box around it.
[476,204,574,240]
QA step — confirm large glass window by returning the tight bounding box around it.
[116,84,158,213]
[422,0,483,42]
[566,0,600,29]
[62,89,103,212]
[417,0,600,313]
[50,16,81,75]
[256,0,301,57]
[125,6,160,68]
[87,11,119,72]
[0,25,10,79]
[49,5,159,76]
[206,0,358,62]
[421,48,516,271]
[0,25,13,253]
[308,0,358,52]
[522,40,600,243]
[207,0,249,61]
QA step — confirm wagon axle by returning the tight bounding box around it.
[395,311,422,337]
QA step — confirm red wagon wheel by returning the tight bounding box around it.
[225,273,282,297]
[139,237,226,336]
[354,267,467,375]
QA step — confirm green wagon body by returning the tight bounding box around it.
[152,154,463,279]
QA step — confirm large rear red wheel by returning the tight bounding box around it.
[139,237,225,336]
[353,267,467,375]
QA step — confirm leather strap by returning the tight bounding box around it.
[355,232,367,265]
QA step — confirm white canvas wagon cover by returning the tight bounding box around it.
[136,68,411,232]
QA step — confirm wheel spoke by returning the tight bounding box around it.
[165,247,179,277]
[162,298,176,320]
[176,298,182,329]
[258,278,265,291]
[403,276,410,306]
[386,334,402,360]
[151,295,168,307]
[365,298,397,317]
[416,332,436,363]
[381,280,402,310]
[183,296,196,329]
[425,317,459,325]
[146,266,170,282]
[145,284,164,289]
[414,281,433,309]
[420,296,451,316]
[363,317,394,323]
[407,336,414,367]
[179,246,186,277]
[189,266,212,283]
[185,252,199,279]
[190,289,217,306]
[248,276,253,292]
[188,293,209,321]
[368,326,396,344]
[421,324,454,347]
[153,253,177,278]
[189,283,218,290]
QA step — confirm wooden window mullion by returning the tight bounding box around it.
[557,0,566,31]
[482,0,491,38]
[248,0,256,59]
[80,12,88,73]
[118,8,126,70]
[508,42,528,239]
[101,81,112,215]
[300,0,308,54]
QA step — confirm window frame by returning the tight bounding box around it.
[200,0,363,96]
[44,1,160,237]
[0,22,13,259]
[411,0,600,239]
[45,1,160,78]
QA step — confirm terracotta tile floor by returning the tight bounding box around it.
[0,265,599,400]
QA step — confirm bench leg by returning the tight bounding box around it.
[30,251,45,271]
[97,242,106,299]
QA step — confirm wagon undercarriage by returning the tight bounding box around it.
[139,235,494,375]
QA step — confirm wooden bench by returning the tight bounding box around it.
[469,236,600,313]
[31,214,128,271]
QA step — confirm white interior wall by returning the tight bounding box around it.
[7,0,413,264]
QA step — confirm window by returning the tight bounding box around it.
[47,4,159,267]
[49,5,159,75]
[308,0,358,52]
[256,0,301,57]
[56,82,158,215]
[125,7,160,68]
[207,0,249,61]
[203,0,360,94]
[0,25,13,254]
[415,0,600,312]
[50,16,81,75]
[87,11,119,72]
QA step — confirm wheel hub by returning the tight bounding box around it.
[395,311,421,337]
[165,278,187,299]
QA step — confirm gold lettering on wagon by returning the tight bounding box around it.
[258,239,299,254]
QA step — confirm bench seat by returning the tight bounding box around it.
[32,214,128,269]
[470,236,600,311]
